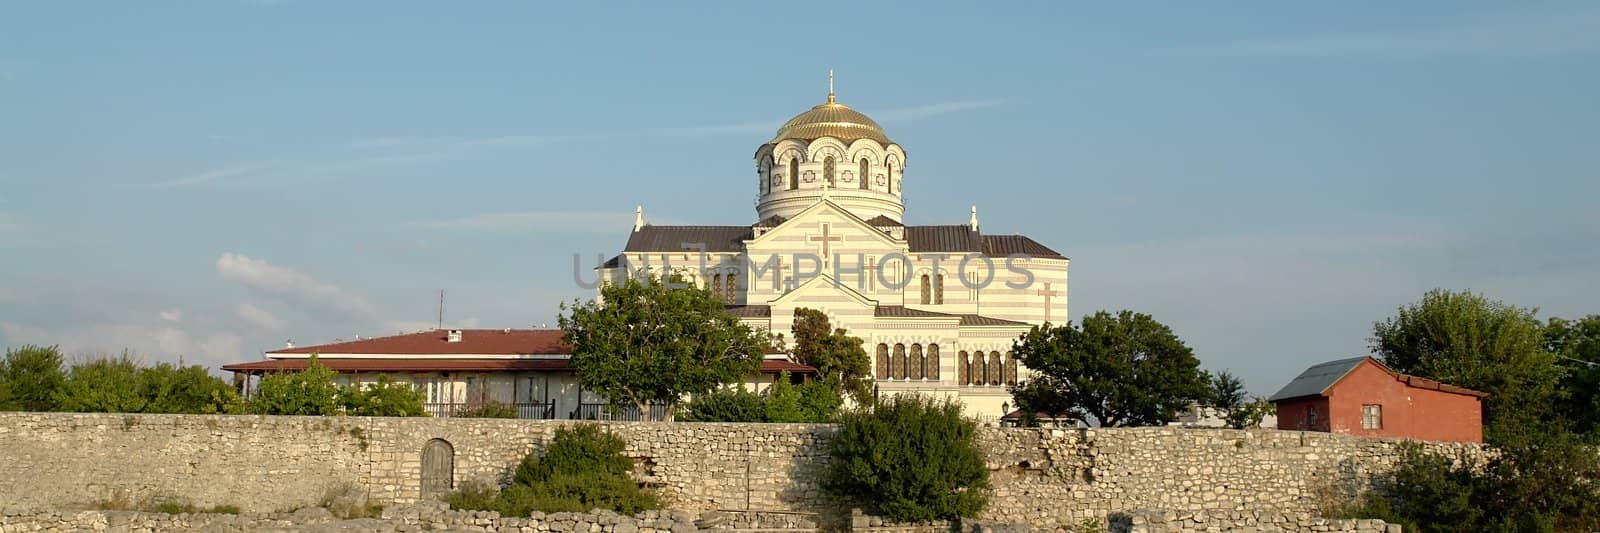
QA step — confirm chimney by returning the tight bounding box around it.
[285,339,295,348]
[447,329,463,343]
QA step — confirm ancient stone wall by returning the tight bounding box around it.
[0,413,1482,529]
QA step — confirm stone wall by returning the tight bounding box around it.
[0,413,1483,529]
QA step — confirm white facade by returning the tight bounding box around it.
[597,88,1070,423]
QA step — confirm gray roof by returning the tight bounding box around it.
[874,306,955,319]
[1268,357,1370,402]
[620,223,1066,260]
[724,305,771,318]
[958,314,1029,327]
[624,225,752,253]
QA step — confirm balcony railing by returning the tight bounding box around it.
[570,402,669,422]
[424,402,557,419]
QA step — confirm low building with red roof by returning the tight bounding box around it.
[222,328,814,420]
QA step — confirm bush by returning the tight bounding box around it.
[319,481,379,518]
[250,357,341,415]
[823,395,990,522]
[342,374,427,417]
[0,345,66,411]
[55,355,148,413]
[1342,433,1600,533]
[453,400,518,419]
[681,388,767,422]
[447,424,658,515]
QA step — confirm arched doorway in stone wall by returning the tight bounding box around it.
[420,438,454,499]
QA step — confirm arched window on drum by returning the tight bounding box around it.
[859,158,870,190]
[824,156,836,187]
[909,344,924,380]
[788,158,799,191]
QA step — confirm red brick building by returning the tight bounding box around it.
[1269,356,1486,443]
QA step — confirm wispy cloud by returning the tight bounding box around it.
[235,302,286,331]
[415,210,647,234]
[1175,5,1600,58]
[0,211,23,233]
[215,253,374,318]
[132,164,272,190]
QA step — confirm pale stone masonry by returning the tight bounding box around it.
[0,413,1480,529]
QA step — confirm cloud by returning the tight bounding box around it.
[133,164,272,190]
[159,309,183,322]
[415,210,651,234]
[0,211,25,233]
[215,253,374,318]
[0,321,244,368]
[1175,5,1600,58]
[235,302,286,331]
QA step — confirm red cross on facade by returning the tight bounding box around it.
[807,223,843,260]
[1036,281,1062,322]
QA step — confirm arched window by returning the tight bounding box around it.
[1005,352,1018,386]
[909,344,924,380]
[724,272,736,300]
[989,351,1004,386]
[887,162,896,192]
[788,158,799,191]
[973,352,986,386]
[927,344,940,380]
[919,274,931,305]
[893,343,907,380]
[859,158,870,190]
[824,156,836,187]
[761,155,773,194]
[957,350,969,385]
[711,273,722,299]
[933,273,944,304]
[875,343,889,380]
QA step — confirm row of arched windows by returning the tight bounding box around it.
[918,274,945,305]
[762,155,898,194]
[957,351,1018,387]
[873,343,941,381]
[708,273,737,301]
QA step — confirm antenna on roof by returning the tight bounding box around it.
[437,289,445,330]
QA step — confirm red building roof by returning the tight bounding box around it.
[222,357,816,375]
[268,329,569,356]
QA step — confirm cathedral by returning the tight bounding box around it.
[598,78,1070,420]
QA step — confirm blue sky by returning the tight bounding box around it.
[2,2,1598,393]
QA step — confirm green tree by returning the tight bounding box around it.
[55,354,147,413]
[1206,370,1268,429]
[449,424,660,516]
[139,362,242,414]
[250,357,341,415]
[681,387,768,422]
[559,274,768,420]
[823,395,990,522]
[764,374,805,423]
[789,308,873,404]
[1544,315,1600,440]
[1371,289,1563,443]
[0,344,66,411]
[1009,311,1210,427]
[340,374,427,417]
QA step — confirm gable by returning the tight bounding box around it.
[745,198,902,252]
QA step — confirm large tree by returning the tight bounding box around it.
[1544,314,1600,440]
[0,345,66,411]
[1371,289,1563,443]
[560,274,768,420]
[789,308,872,404]
[1009,310,1210,427]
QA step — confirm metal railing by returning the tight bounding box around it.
[424,402,556,419]
[570,402,669,421]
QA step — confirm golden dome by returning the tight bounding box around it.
[772,97,892,145]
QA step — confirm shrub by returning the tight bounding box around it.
[0,345,66,411]
[341,374,427,417]
[453,400,518,419]
[447,424,658,515]
[250,357,341,415]
[823,395,990,522]
[55,354,147,413]
[681,388,767,422]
